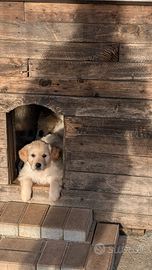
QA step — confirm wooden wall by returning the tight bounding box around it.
[0,2,152,229]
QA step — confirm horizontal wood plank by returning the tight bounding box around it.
[0,186,152,225]
[36,189,152,216]
[65,117,152,138]
[3,0,152,2]
[0,40,119,62]
[65,151,152,177]
[1,22,152,43]
[1,77,152,100]
[65,171,152,196]
[25,3,152,24]
[1,94,152,121]
[3,0,152,3]
[120,44,152,62]
[29,60,152,81]
[0,2,24,22]
[94,211,152,230]
[65,135,152,157]
[0,58,27,77]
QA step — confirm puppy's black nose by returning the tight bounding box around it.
[35,163,41,170]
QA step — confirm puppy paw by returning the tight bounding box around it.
[20,178,32,202]
[49,186,61,201]
[49,190,60,201]
[21,191,31,202]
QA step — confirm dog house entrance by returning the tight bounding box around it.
[7,104,64,185]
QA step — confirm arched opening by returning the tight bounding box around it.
[6,104,64,185]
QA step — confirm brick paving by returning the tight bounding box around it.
[0,202,27,236]
[0,201,119,270]
[19,203,49,238]
[64,208,93,242]
[41,206,70,240]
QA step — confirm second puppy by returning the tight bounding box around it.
[18,139,63,202]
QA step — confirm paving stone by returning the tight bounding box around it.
[0,202,27,236]
[37,240,67,270]
[86,221,96,244]
[0,249,39,270]
[19,203,49,238]
[41,206,70,240]
[86,246,114,270]
[92,223,119,246]
[61,242,90,270]
[0,237,44,253]
[64,208,93,242]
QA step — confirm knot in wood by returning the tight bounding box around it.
[39,79,52,87]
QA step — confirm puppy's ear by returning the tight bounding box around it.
[18,145,29,163]
[51,146,60,162]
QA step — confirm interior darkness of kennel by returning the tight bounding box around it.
[6,104,64,185]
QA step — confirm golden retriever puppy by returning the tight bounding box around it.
[37,111,64,140]
[18,140,63,202]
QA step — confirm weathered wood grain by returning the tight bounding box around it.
[94,211,152,230]
[65,171,152,196]
[0,149,7,167]
[0,40,119,62]
[25,3,152,25]
[0,58,27,77]
[0,121,7,130]
[1,22,152,43]
[1,94,152,120]
[65,117,152,138]
[0,77,54,95]
[1,77,152,100]
[29,60,152,81]
[0,114,6,122]
[0,130,7,148]
[0,169,8,185]
[65,135,152,157]
[0,2,24,22]
[0,185,151,222]
[120,44,152,63]
[31,189,152,216]
[65,151,152,177]
[3,0,152,3]
[0,184,150,228]
[1,1,152,231]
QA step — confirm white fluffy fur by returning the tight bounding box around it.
[18,140,63,202]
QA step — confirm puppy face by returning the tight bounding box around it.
[19,140,60,171]
[37,114,58,139]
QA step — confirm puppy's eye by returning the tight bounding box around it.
[31,154,35,157]
[42,154,46,158]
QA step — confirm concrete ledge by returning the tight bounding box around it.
[0,201,119,270]
[64,208,93,242]
[0,202,27,236]
[37,240,67,270]
[92,223,119,247]
[41,206,70,240]
[19,203,49,238]
[61,242,90,270]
